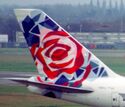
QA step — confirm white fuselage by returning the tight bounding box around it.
[27,76,125,107]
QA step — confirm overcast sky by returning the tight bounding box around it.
[0,0,124,6]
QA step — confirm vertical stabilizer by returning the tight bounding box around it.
[15,9,118,87]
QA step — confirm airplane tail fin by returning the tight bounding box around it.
[15,9,118,87]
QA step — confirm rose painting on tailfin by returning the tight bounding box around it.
[20,10,108,87]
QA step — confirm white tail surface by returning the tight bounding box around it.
[15,9,118,88]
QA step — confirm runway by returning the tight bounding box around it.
[0,71,36,85]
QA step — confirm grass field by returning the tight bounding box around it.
[0,48,36,72]
[0,85,86,107]
[0,48,125,74]
[0,48,125,107]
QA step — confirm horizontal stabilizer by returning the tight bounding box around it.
[4,78,93,93]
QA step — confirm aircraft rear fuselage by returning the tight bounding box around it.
[27,76,125,107]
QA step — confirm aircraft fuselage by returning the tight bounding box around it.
[27,76,125,107]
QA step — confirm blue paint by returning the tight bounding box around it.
[40,16,59,31]
[31,25,40,34]
[55,75,69,85]
[90,61,98,68]
[99,67,104,76]
[33,13,41,22]
[76,69,84,77]
[101,71,108,77]
[93,67,98,74]
[22,15,40,47]
[24,33,39,47]
[22,16,35,34]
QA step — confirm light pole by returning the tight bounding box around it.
[80,24,83,33]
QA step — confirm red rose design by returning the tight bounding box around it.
[34,30,84,79]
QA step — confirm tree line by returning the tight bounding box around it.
[0,4,125,42]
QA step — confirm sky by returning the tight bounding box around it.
[0,0,124,6]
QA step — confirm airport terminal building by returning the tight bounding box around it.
[0,32,125,49]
